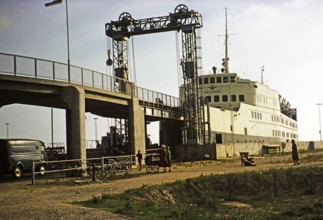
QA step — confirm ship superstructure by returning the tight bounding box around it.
[198,9,298,145]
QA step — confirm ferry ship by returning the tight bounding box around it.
[199,10,298,145]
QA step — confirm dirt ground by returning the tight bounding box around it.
[0,153,322,220]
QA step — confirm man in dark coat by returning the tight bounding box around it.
[159,145,169,172]
[291,139,300,165]
[136,150,143,171]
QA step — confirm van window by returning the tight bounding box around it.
[10,144,38,154]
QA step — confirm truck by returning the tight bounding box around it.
[0,139,46,178]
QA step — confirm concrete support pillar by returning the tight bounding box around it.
[62,86,86,163]
[128,96,145,160]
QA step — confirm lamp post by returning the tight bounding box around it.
[45,0,71,82]
[5,123,9,139]
[94,118,98,141]
[317,103,322,141]
[51,108,54,148]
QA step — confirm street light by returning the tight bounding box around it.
[5,123,9,139]
[317,103,322,141]
[51,108,54,148]
[45,0,71,82]
[94,118,98,141]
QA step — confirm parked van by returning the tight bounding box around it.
[0,139,46,178]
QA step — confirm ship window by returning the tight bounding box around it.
[230,76,236,82]
[214,95,220,102]
[216,77,222,83]
[199,78,202,85]
[223,76,229,83]
[239,95,245,102]
[231,95,236,102]
[210,77,215,83]
[204,77,209,84]
[205,96,211,103]
[222,95,228,102]
[252,111,254,118]
[257,95,261,103]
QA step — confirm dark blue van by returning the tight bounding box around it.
[0,139,46,178]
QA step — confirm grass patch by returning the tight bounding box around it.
[78,166,323,219]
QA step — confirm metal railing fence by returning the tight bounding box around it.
[0,52,182,108]
[32,155,135,185]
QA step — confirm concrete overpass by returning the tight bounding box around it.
[0,52,183,161]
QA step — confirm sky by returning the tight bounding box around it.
[0,0,323,146]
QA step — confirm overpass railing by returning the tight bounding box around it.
[0,52,182,108]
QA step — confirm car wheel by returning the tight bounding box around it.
[146,167,152,173]
[38,165,46,176]
[12,166,24,178]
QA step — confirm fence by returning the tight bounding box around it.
[32,155,135,185]
[0,52,182,108]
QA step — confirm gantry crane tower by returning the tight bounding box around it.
[105,4,207,145]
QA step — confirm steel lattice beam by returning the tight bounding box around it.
[105,4,207,145]
[106,5,202,38]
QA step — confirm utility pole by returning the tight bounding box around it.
[261,65,264,84]
[5,123,9,139]
[51,108,54,148]
[94,118,98,141]
[317,103,322,141]
[45,0,71,82]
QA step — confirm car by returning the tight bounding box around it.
[0,139,47,178]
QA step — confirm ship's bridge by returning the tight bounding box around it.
[197,72,282,113]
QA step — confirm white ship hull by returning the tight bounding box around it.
[195,69,298,146]
[205,101,298,144]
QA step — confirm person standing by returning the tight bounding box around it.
[136,150,143,171]
[281,142,286,155]
[291,139,300,165]
[159,145,168,172]
[167,146,172,172]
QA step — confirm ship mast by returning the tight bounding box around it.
[223,8,229,73]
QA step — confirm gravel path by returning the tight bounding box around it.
[0,153,321,220]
